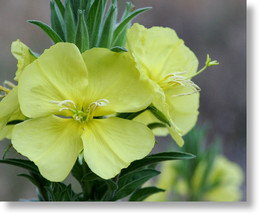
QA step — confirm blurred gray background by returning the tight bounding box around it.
[0,0,246,200]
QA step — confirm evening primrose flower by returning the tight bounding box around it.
[126,23,201,146]
[0,40,33,141]
[12,43,155,182]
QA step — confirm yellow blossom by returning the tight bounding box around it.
[0,40,34,141]
[12,43,155,182]
[126,23,200,146]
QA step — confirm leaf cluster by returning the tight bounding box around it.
[0,151,194,201]
[28,0,151,52]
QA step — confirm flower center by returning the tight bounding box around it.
[50,99,109,123]
[157,72,200,97]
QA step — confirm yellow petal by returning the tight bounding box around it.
[0,87,19,131]
[127,23,198,82]
[81,117,155,179]
[165,86,199,135]
[11,40,36,81]
[0,107,26,141]
[0,126,13,141]
[149,85,184,146]
[18,43,88,118]
[12,115,83,182]
[81,48,154,115]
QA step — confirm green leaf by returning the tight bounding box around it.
[120,152,195,176]
[0,158,39,174]
[116,108,147,120]
[112,7,151,47]
[110,46,128,53]
[80,0,88,10]
[28,20,64,43]
[111,2,132,47]
[18,173,43,189]
[81,171,101,182]
[148,105,171,127]
[65,0,76,42]
[50,1,65,41]
[75,10,89,52]
[129,186,165,201]
[70,0,80,22]
[87,0,107,47]
[98,0,117,48]
[93,179,118,201]
[113,169,160,200]
[45,183,81,201]
[147,122,166,130]
[54,0,65,17]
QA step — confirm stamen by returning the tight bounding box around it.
[49,99,110,123]
[50,100,76,108]
[0,85,10,94]
[4,81,16,89]
[86,99,109,122]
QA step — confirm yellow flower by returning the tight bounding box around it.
[11,39,36,81]
[126,23,200,146]
[12,43,155,182]
[0,40,33,141]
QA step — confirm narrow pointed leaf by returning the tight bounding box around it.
[112,7,152,46]
[120,152,195,176]
[113,169,160,200]
[0,159,39,174]
[80,0,87,10]
[129,186,165,201]
[87,0,107,47]
[65,0,76,42]
[54,0,65,17]
[70,0,80,22]
[75,10,89,52]
[148,105,171,127]
[98,0,117,48]
[50,1,65,40]
[28,20,63,43]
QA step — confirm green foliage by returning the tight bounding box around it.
[121,152,195,176]
[27,20,63,44]
[112,6,151,47]
[129,186,165,201]
[28,0,151,51]
[112,169,160,200]
[0,159,82,201]
[75,10,89,52]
